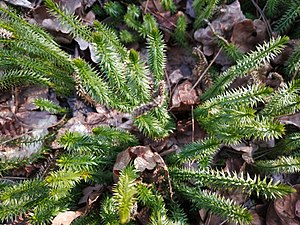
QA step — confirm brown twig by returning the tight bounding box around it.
[191,47,222,90]
[191,105,195,142]
[250,0,273,38]
[0,130,34,146]
[144,0,150,14]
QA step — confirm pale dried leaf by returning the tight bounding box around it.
[134,147,157,172]
[4,0,33,8]
[279,113,300,128]
[171,80,198,110]
[113,148,132,174]
[52,211,82,225]
[75,37,89,50]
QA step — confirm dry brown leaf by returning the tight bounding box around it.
[130,146,170,173]
[78,184,103,205]
[171,80,199,111]
[194,1,245,56]
[52,211,82,225]
[176,119,206,144]
[166,46,196,83]
[113,148,132,176]
[231,19,267,53]
[266,184,300,225]
[30,0,96,46]
[134,148,157,171]
[4,0,33,8]
[112,146,173,195]
[0,87,58,160]
[231,143,258,164]
[279,112,300,128]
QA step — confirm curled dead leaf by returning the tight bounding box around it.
[171,80,199,111]
[113,145,173,196]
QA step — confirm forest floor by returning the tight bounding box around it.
[1,0,300,224]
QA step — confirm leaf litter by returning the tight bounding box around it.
[1,0,300,224]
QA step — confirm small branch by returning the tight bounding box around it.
[0,177,28,180]
[0,130,34,146]
[191,105,195,142]
[144,0,150,14]
[191,47,222,90]
[250,0,273,38]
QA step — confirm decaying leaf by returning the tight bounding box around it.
[133,147,157,171]
[78,184,103,206]
[113,145,173,196]
[113,148,132,175]
[231,19,267,53]
[231,143,258,164]
[0,87,58,159]
[30,0,96,46]
[266,184,300,225]
[194,1,245,56]
[52,211,82,225]
[171,80,199,111]
[113,146,162,174]
[279,112,300,129]
[4,0,33,8]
